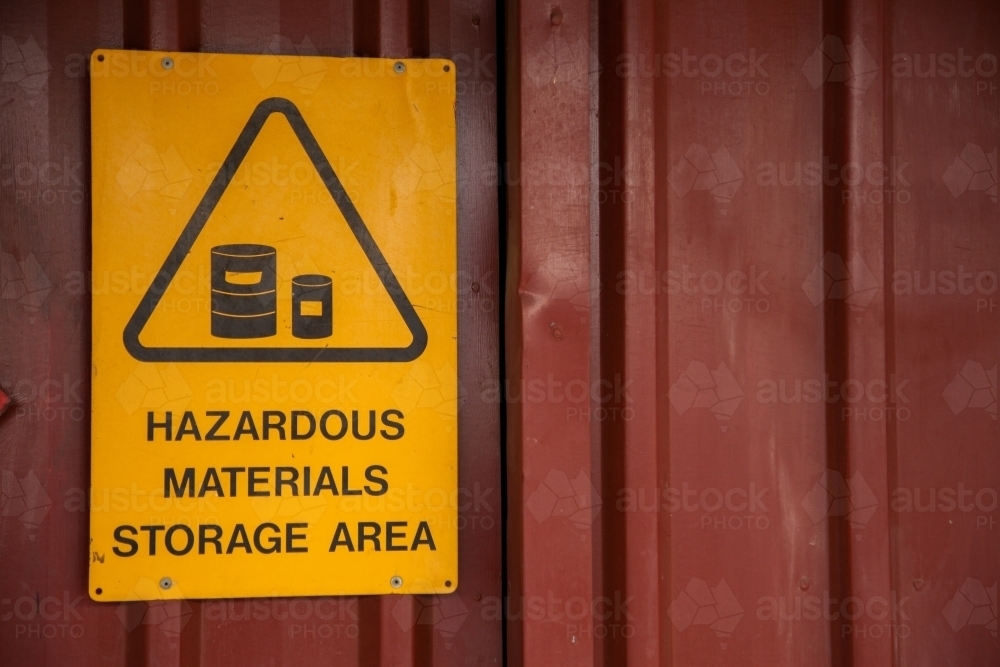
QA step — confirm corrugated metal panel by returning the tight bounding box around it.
[507,1,998,666]
[4,0,1000,665]
[0,0,500,665]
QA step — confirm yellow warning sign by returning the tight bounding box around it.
[89,50,457,601]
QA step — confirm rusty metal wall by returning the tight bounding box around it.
[0,0,501,665]
[507,0,998,666]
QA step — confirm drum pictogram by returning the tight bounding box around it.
[210,244,277,338]
[292,274,333,339]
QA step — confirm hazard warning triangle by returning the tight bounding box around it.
[122,97,427,363]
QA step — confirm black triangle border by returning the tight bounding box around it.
[122,97,428,363]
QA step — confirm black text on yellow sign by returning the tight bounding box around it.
[90,50,457,600]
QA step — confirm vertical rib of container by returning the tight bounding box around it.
[507,1,597,666]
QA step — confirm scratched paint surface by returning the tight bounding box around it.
[506,1,998,666]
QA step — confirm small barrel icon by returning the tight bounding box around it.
[292,274,333,339]
[211,244,277,338]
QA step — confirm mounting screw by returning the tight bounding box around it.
[161,57,174,70]
[393,61,406,74]
[390,576,403,589]
[159,577,173,590]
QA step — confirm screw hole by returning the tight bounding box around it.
[96,54,105,62]
[445,580,452,588]
[95,588,103,595]
[443,64,451,72]
[159,577,173,590]
[393,61,405,74]
[390,576,403,588]
[161,57,174,70]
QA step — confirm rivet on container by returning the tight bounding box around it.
[292,274,333,339]
[210,244,277,339]
[390,576,403,589]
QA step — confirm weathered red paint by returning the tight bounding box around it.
[0,0,499,665]
[507,0,998,666]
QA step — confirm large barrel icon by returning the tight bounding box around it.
[292,274,333,339]
[211,244,277,338]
